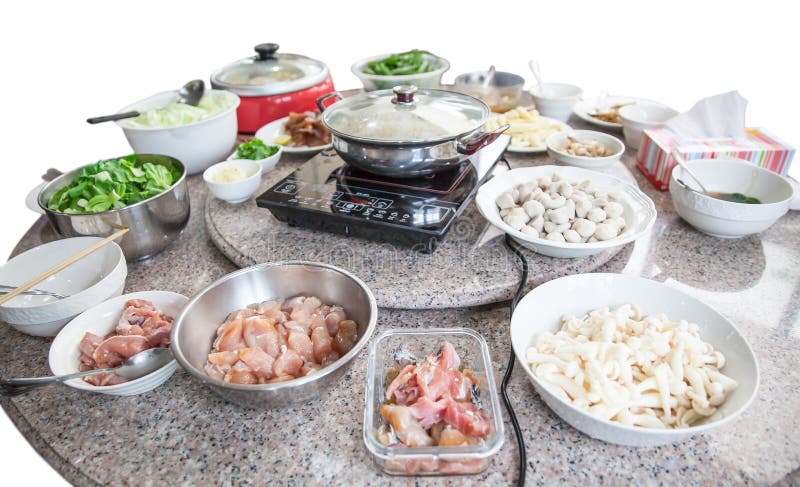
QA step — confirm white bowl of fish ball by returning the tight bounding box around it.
[203,159,262,204]
[546,130,625,170]
[509,273,759,447]
[170,261,378,409]
[475,166,656,258]
[49,291,187,396]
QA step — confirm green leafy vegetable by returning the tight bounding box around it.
[47,155,181,214]
[235,138,280,160]
[364,50,440,76]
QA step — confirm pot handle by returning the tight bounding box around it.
[457,124,510,156]
[315,92,342,113]
[26,169,62,215]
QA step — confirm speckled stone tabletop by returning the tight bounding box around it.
[1,114,799,485]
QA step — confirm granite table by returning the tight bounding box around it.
[1,120,799,486]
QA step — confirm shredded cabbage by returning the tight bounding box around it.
[126,92,233,128]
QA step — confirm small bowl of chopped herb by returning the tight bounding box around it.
[228,137,282,174]
[351,50,450,91]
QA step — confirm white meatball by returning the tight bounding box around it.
[511,187,521,203]
[586,207,607,223]
[593,197,609,207]
[522,199,545,218]
[564,199,576,219]
[605,216,627,231]
[551,172,562,182]
[543,195,566,209]
[544,221,569,234]
[520,225,540,238]
[531,215,545,232]
[508,207,529,223]
[571,218,597,238]
[579,179,593,191]
[558,181,573,198]
[504,213,528,231]
[496,191,516,209]
[500,208,511,217]
[563,229,581,243]
[593,223,619,241]
[517,182,536,203]
[604,201,624,218]
[546,232,566,242]
[529,186,543,201]
[537,175,552,188]
[574,198,592,219]
[545,206,571,225]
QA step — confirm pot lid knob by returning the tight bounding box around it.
[254,43,279,61]
[392,85,417,105]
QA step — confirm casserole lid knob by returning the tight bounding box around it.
[392,85,417,105]
[254,43,280,60]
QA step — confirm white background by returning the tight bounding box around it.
[0,0,797,484]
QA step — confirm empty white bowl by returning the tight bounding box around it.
[669,158,800,238]
[619,103,678,149]
[546,130,625,169]
[475,165,656,258]
[203,159,262,204]
[227,143,283,174]
[0,237,127,336]
[49,291,187,396]
[510,273,759,447]
[530,83,583,122]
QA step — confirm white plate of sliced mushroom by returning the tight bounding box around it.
[475,166,657,258]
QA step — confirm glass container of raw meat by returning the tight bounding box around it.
[363,327,504,476]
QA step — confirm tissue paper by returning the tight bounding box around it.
[665,91,747,139]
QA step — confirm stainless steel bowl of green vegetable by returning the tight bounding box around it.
[36,154,190,261]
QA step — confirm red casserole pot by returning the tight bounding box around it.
[210,43,335,134]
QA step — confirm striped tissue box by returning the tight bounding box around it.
[636,127,795,191]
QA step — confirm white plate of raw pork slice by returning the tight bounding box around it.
[49,291,188,396]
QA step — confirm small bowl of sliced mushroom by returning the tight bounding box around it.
[546,130,625,169]
[475,166,656,258]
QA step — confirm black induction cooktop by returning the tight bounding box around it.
[255,137,510,253]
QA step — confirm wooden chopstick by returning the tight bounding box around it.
[0,228,129,306]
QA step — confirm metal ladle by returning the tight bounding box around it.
[86,79,205,124]
[0,348,173,396]
[671,149,710,194]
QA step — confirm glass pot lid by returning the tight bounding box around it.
[210,43,330,97]
[321,86,489,144]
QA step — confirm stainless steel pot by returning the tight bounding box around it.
[316,86,508,178]
[170,261,378,409]
[35,154,190,261]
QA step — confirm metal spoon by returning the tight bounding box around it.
[0,348,173,396]
[86,79,205,124]
[671,149,710,193]
[482,65,496,90]
[0,285,67,300]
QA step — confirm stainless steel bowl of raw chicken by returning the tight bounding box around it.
[170,261,378,408]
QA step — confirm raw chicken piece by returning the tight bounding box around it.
[237,347,275,381]
[385,364,420,405]
[228,308,257,321]
[414,359,451,401]
[443,400,490,438]
[332,320,358,355]
[408,397,450,429]
[300,362,321,376]
[281,296,305,312]
[437,342,461,371]
[243,316,280,358]
[324,306,346,336]
[287,330,314,363]
[272,347,303,377]
[79,332,104,369]
[438,425,470,446]
[379,404,434,447]
[225,361,258,385]
[290,296,322,327]
[84,373,128,387]
[215,318,246,352]
[446,369,472,402]
[254,300,285,324]
[310,325,333,363]
[93,335,149,369]
[207,350,239,366]
[321,350,340,367]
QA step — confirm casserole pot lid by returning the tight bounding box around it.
[211,43,330,97]
[322,86,489,144]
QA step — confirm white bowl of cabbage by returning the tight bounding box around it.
[116,89,240,175]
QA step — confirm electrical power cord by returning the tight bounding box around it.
[502,233,529,487]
